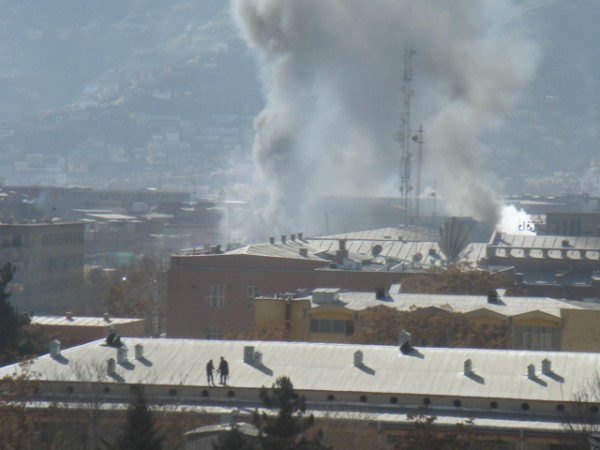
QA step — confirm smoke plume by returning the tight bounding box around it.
[232,0,538,230]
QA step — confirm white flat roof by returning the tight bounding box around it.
[2,338,597,404]
[325,290,584,319]
[32,316,143,327]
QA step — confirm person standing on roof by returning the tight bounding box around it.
[206,359,215,386]
[218,356,229,385]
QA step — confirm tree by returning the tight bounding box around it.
[253,376,331,450]
[352,307,508,349]
[96,255,167,337]
[400,264,513,295]
[391,409,504,450]
[0,262,37,365]
[559,374,600,450]
[319,416,385,450]
[114,385,163,450]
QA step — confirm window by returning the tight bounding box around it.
[12,235,22,247]
[206,326,223,340]
[515,325,560,350]
[206,285,225,308]
[247,285,260,308]
[310,319,354,335]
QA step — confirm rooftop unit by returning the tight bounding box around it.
[312,288,341,305]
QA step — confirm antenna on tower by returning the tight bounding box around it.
[395,48,416,227]
[413,125,424,230]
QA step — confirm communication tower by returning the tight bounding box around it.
[413,125,424,230]
[396,48,416,227]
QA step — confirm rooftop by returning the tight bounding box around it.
[2,338,597,404]
[308,287,587,319]
[32,315,144,327]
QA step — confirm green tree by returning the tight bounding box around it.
[0,262,33,364]
[115,385,163,450]
[253,376,331,450]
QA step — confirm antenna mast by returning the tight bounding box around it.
[414,125,424,230]
[398,48,416,227]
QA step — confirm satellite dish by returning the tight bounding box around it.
[372,244,383,257]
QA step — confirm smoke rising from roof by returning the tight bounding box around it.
[233,0,538,231]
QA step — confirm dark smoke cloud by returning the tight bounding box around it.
[233,0,538,230]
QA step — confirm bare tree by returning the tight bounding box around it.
[560,374,600,450]
[352,307,508,349]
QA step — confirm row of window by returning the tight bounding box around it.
[515,326,561,351]
[42,255,84,271]
[42,232,84,247]
[204,285,261,309]
[310,319,355,335]
[2,235,23,247]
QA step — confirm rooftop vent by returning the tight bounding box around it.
[107,358,116,376]
[243,346,254,364]
[117,347,128,364]
[312,288,341,305]
[463,359,473,376]
[49,339,61,358]
[269,236,275,245]
[103,313,111,322]
[135,344,144,359]
[299,248,308,257]
[354,350,363,367]
[542,358,552,375]
[527,364,536,379]
[399,330,412,354]
[290,234,296,241]
[244,345,262,366]
[66,312,74,321]
[562,239,570,247]
[281,235,287,244]
[375,287,386,300]
[297,232,304,241]
[487,289,499,303]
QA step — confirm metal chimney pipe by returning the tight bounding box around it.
[49,339,61,358]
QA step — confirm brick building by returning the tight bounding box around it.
[165,234,434,339]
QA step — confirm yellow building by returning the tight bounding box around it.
[255,285,600,351]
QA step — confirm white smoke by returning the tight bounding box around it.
[497,204,536,235]
[232,0,539,231]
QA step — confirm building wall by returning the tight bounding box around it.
[255,297,600,352]
[0,222,85,313]
[545,212,600,236]
[313,268,408,294]
[38,320,145,348]
[254,297,311,341]
[166,252,428,339]
[560,309,600,352]
[167,254,327,338]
